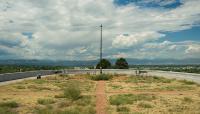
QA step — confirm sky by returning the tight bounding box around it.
[0,0,200,60]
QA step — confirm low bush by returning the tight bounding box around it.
[64,85,81,101]
[90,74,113,81]
[37,98,55,105]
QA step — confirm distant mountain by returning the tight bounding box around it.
[0,58,199,66]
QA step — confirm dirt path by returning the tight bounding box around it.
[96,81,107,114]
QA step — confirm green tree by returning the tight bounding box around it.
[115,58,129,69]
[96,59,111,69]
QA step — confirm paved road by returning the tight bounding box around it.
[0,69,200,84]
[0,70,55,82]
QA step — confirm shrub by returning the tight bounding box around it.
[116,106,130,112]
[37,98,55,105]
[0,101,19,108]
[90,74,113,81]
[64,85,81,101]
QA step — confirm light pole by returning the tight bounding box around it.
[100,24,103,74]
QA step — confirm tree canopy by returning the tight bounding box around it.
[115,58,129,69]
[96,59,111,69]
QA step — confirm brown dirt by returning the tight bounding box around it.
[96,81,107,114]
[107,90,191,95]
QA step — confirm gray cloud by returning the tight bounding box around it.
[0,0,200,60]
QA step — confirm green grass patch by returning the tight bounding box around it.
[112,85,123,90]
[37,98,55,105]
[31,79,47,84]
[14,85,26,89]
[158,85,195,91]
[109,94,156,105]
[179,80,197,85]
[90,74,113,81]
[35,106,95,114]
[0,101,19,108]
[127,76,173,83]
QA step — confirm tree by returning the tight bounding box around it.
[115,58,129,69]
[96,59,111,69]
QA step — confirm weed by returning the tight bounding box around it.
[27,85,51,91]
[117,106,130,112]
[54,94,65,98]
[158,85,194,91]
[58,101,71,108]
[138,102,153,108]
[90,74,113,81]
[112,85,123,89]
[182,97,193,103]
[64,85,81,101]
[0,107,16,114]
[110,94,156,105]
[31,79,47,84]
[0,101,19,108]
[14,85,26,89]
[127,76,173,83]
[37,98,55,105]
[76,95,91,106]
[179,80,196,85]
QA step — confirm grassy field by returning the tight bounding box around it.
[0,74,200,114]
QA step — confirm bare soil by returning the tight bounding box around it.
[96,81,107,114]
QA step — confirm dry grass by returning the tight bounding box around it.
[0,75,96,114]
[0,74,200,114]
[107,75,200,114]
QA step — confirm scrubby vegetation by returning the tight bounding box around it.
[0,74,200,114]
[110,94,156,105]
[37,98,55,105]
[90,74,113,81]
[0,101,19,114]
[63,85,81,100]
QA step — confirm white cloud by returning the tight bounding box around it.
[0,0,200,60]
[112,31,165,48]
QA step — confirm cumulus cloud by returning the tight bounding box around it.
[0,0,200,60]
[112,31,165,48]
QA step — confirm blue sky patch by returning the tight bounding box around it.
[161,26,200,42]
[114,0,182,9]
[22,32,33,39]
